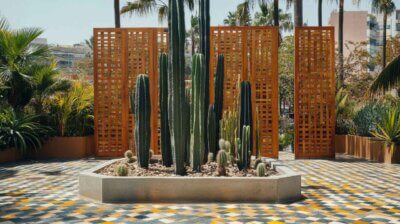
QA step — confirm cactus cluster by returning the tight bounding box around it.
[116,164,128,176]
[159,53,173,167]
[130,74,151,169]
[124,150,134,163]
[168,0,187,175]
[255,106,261,159]
[190,54,206,172]
[238,125,251,170]
[220,109,238,157]
[239,81,253,149]
[216,150,228,176]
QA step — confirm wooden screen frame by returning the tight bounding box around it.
[294,27,336,159]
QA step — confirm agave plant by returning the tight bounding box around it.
[0,108,52,154]
[371,106,400,155]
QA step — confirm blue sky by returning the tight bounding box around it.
[0,0,399,45]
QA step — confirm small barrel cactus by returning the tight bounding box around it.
[149,149,154,159]
[216,150,228,176]
[219,139,226,151]
[116,164,128,176]
[207,152,214,163]
[256,163,266,177]
[254,158,262,169]
[225,140,231,153]
[124,150,134,163]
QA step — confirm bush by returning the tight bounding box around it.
[0,108,52,154]
[336,118,356,135]
[279,133,293,151]
[353,103,386,136]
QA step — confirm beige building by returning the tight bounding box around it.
[328,11,369,57]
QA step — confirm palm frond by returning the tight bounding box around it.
[369,55,400,95]
[120,0,158,17]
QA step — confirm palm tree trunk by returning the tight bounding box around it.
[114,0,121,28]
[318,0,323,26]
[294,0,303,27]
[274,0,279,27]
[382,12,387,68]
[338,0,344,86]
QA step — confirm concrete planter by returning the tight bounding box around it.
[34,136,95,160]
[79,158,302,203]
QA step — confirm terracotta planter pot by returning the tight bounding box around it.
[383,145,400,164]
[334,135,347,153]
[364,138,384,162]
[346,135,357,155]
[34,136,95,160]
[0,148,22,163]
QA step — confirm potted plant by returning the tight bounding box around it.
[371,107,400,164]
[36,81,94,159]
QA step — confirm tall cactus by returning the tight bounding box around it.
[238,125,251,170]
[190,54,206,172]
[199,0,210,159]
[159,53,173,167]
[239,81,253,154]
[168,0,186,175]
[130,74,151,169]
[207,104,217,156]
[214,54,224,139]
[184,87,191,165]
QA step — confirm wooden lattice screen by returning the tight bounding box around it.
[210,26,279,158]
[294,27,336,159]
[94,28,167,157]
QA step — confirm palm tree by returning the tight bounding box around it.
[253,3,293,33]
[372,0,396,68]
[31,63,71,114]
[114,0,121,28]
[369,55,400,95]
[223,12,239,26]
[0,26,50,111]
[286,0,302,27]
[85,36,94,51]
[236,1,252,26]
[274,0,279,26]
[121,0,194,23]
[318,0,323,26]
[187,15,200,55]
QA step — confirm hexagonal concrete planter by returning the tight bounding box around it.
[79,158,301,203]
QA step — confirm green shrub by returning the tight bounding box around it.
[0,108,52,154]
[336,118,356,135]
[353,103,386,136]
[279,133,293,151]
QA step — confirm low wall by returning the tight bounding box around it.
[335,135,384,162]
[0,136,95,163]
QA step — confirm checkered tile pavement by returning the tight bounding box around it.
[0,152,399,223]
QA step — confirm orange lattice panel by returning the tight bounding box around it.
[94,28,167,157]
[210,27,279,158]
[294,27,336,159]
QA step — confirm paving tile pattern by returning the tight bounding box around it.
[0,153,399,223]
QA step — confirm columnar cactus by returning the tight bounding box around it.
[238,125,251,170]
[239,81,253,155]
[255,106,261,158]
[168,0,187,175]
[199,0,210,156]
[216,150,228,176]
[214,54,224,138]
[256,163,266,177]
[220,109,238,157]
[190,54,206,172]
[159,53,173,167]
[184,88,191,165]
[130,74,151,169]
[207,104,217,156]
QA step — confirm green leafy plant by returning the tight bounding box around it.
[336,118,357,135]
[353,103,386,136]
[279,133,293,151]
[371,106,400,155]
[0,108,52,154]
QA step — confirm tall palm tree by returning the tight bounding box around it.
[274,0,279,26]
[286,0,303,27]
[372,0,396,68]
[0,26,50,111]
[369,55,400,95]
[223,11,238,26]
[114,0,121,28]
[187,15,200,55]
[253,3,293,33]
[236,1,252,26]
[121,0,194,23]
[318,0,323,26]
